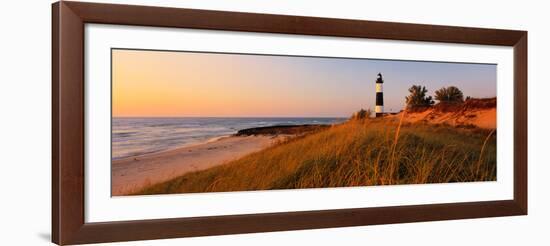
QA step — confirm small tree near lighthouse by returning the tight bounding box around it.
[405,85,435,111]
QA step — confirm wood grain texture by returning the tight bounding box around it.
[513,34,528,213]
[51,3,59,243]
[63,1,525,46]
[52,1,528,245]
[52,2,85,245]
[69,200,524,244]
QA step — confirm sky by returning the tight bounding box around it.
[112,49,496,117]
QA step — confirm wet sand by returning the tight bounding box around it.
[112,135,288,195]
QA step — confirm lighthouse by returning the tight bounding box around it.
[375,73,384,117]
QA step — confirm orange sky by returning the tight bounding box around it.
[112,49,496,117]
[112,49,360,117]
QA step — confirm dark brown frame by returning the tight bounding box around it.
[52,1,527,245]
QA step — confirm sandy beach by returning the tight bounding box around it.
[112,134,289,195]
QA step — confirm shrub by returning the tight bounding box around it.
[351,108,371,120]
[435,86,464,104]
[405,85,434,111]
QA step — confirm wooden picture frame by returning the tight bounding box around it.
[52,1,527,245]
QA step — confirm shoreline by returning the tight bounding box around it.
[112,124,325,195]
[113,124,330,161]
[112,134,234,161]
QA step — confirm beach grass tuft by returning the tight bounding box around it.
[135,118,496,195]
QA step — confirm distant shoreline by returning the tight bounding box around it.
[235,124,332,136]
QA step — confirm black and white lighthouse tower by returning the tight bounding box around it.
[375,73,384,117]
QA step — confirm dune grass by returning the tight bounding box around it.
[135,118,496,195]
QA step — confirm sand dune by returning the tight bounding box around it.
[389,98,497,129]
[111,135,289,195]
[400,107,496,129]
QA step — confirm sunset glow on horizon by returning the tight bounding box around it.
[112,49,496,117]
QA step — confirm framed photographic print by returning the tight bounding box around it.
[52,1,527,245]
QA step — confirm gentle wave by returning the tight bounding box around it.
[112,117,346,160]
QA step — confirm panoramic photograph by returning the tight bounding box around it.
[111,49,497,196]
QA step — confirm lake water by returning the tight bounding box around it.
[112,117,346,160]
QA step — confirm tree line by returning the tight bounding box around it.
[352,85,467,119]
[406,85,465,110]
